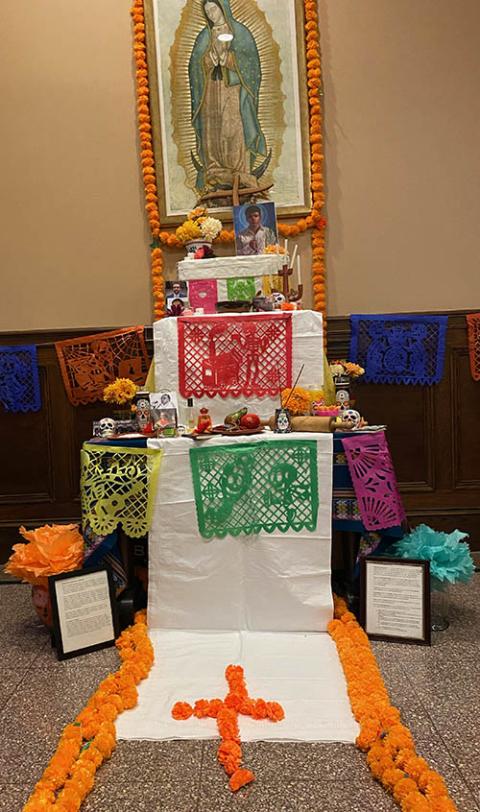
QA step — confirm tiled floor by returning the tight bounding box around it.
[0,577,479,812]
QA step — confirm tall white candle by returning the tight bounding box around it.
[291,244,298,271]
[297,255,301,287]
[284,238,288,259]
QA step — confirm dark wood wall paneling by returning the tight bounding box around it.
[1,312,478,563]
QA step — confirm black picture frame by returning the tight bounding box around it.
[48,566,120,660]
[360,557,431,646]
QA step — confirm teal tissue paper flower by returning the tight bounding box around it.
[393,524,474,585]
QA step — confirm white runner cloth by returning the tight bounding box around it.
[116,433,359,743]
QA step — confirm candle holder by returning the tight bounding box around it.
[278,263,303,303]
[288,284,303,303]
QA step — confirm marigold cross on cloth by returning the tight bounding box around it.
[172,664,284,792]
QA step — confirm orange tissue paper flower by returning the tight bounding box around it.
[5,524,84,585]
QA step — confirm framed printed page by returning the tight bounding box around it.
[48,566,119,660]
[144,0,312,223]
[360,558,431,646]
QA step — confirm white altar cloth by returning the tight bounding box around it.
[177,253,285,281]
[116,432,359,743]
[153,309,324,426]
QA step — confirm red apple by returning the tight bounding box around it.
[240,413,261,429]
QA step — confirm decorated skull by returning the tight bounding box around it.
[98,417,116,438]
[342,409,361,429]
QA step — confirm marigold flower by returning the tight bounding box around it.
[206,699,223,718]
[393,777,420,801]
[266,701,285,722]
[229,768,255,792]
[251,699,268,720]
[193,699,210,718]
[281,386,311,415]
[103,377,138,405]
[172,701,193,720]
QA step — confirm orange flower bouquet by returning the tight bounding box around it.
[281,386,312,415]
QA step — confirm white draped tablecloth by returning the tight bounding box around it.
[116,432,359,743]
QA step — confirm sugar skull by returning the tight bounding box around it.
[98,417,116,438]
[342,409,361,429]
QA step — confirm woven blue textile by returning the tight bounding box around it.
[0,345,41,412]
[349,314,448,385]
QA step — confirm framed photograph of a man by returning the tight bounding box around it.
[233,201,278,256]
[144,0,312,223]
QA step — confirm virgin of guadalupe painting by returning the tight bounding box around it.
[145,0,312,221]
[189,0,270,197]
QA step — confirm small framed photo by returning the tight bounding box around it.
[165,281,189,316]
[150,390,178,436]
[48,566,119,660]
[360,557,431,645]
[150,390,178,411]
[233,201,278,256]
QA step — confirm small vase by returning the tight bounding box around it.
[31,584,52,628]
[431,580,450,631]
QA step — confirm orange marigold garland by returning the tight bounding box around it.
[130,0,165,320]
[329,598,458,811]
[131,0,327,325]
[23,610,153,811]
[172,664,284,792]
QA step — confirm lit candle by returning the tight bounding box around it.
[297,255,301,287]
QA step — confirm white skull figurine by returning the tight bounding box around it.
[342,409,361,429]
[98,417,116,438]
[272,291,285,308]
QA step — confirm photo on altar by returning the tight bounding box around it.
[165,280,189,316]
[233,201,278,256]
[150,390,179,411]
[151,407,178,433]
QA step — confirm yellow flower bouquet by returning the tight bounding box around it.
[175,207,222,245]
[329,360,365,378]
[103,378,138,406]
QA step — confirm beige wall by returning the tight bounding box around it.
[1,0,480,331]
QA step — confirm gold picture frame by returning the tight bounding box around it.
[144,0,312,224]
